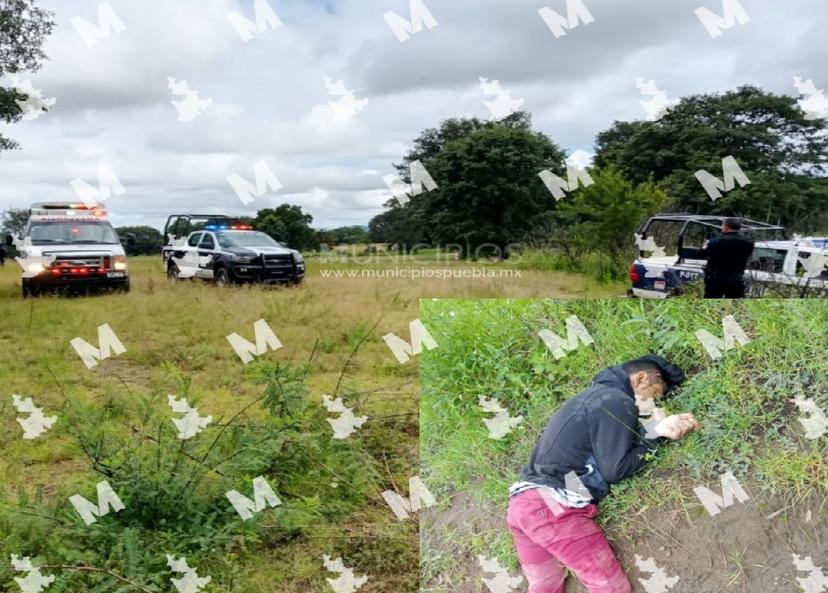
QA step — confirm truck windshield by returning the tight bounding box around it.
[216,232,281,248]
[29,221,120,245]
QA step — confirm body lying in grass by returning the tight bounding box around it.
[507,355,700,593]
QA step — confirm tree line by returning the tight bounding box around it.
[367,87,828,273]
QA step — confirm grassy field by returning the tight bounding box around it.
[420,299,828,593]
[0,255,619,593]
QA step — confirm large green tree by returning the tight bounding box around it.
[371,112,567,256]
[1,207,28,236]
[368,206,423,251]
[0,0,55,153]
[253,204,317,250]
[369,111,538,250]
[594,86,828,232]
[323,225,369,245]
[116,225,163,255]
[413,123,566,256]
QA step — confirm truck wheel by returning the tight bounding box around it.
[21,279,34,298]
[119,279,131,293]
[215,267,231,286]
[167,263,181,281]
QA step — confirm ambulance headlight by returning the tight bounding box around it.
[113,255,128,271]
[27,262,46,275]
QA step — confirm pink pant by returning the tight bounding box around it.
[506,489,631,593]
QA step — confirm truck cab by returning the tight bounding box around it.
[161,214,304,286]
[5,203,131,297]
[629,214,788,298]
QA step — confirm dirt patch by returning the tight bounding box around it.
[613,490,827,593]
[422,486,828,593]
[421,485,506,593]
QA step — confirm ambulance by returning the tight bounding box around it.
[5,202,132,297]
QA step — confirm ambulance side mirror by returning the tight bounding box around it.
[4,234,13,247]
[126,234,137,246]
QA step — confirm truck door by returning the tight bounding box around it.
[196,232,217,279]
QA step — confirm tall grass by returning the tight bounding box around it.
[420,299,828,578]
[0,257,424,592]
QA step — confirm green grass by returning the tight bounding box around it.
[0,253,618,592]
[419,299,828,582]
[0,256,422,592]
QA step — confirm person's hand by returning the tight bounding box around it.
[650,407,667,423]
[654,413,700,440]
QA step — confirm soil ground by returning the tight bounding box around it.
[421,483,828,593]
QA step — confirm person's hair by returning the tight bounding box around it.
[723,217,742,231]
[621,360,664,386]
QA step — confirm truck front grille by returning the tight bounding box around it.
[263,254,293,269]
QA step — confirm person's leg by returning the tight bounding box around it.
[507,492,567,593]
[723,278,745,298]
[523,503,632,593]
[704,277,724,298]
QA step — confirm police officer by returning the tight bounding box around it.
[701,218,755,298]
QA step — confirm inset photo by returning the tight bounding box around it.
[420,299,828,593]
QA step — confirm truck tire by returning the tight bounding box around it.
[167,263,181,281]
[21,279,33,298]
[119,278,131,293]
[215,267,231,286]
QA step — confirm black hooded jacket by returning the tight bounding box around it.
[519,365,663,502]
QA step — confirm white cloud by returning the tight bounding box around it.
[1,0,826,228]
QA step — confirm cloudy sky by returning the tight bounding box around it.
[0,0,825,230]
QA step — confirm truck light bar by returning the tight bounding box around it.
[205,224,253,230]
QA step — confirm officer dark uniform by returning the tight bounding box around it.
[701,218,755,298]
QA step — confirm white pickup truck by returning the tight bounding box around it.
[5,202,132,297]
[629,214,828,298]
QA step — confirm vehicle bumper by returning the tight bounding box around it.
[630,287,670,299]
[230,263,305,283]
[26,271,129,288]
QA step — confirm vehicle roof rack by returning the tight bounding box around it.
[648,213,785,231]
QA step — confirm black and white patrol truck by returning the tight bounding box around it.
[161,214,305,286]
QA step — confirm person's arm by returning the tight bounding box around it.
[701,236,720,259]
[589,396,655,484]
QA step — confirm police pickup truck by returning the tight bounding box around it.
[626,214,820,298]
[161,214,305,285]
[5,202,132,297]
